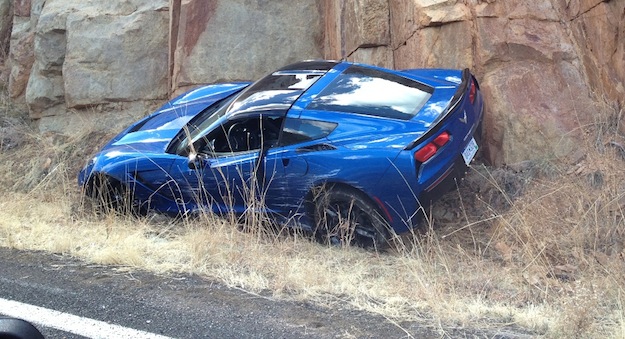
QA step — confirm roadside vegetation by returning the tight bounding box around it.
[1,93,624,337]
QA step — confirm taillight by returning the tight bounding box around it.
[415,144,438,162]
[469,79,476,104]
[433,132,450,146]
[414,131,451,163]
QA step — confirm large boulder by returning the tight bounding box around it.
[342,0,390,58]
[6,29,33,99]
[170,0,324,93]
[6,0,43,100]
[391,0,473,69]
[480,60,595,165]
[22,0,169,132]
[0,0,11,87]
[25,0,68,115]
[62,2,169,108]
[393,20,473,70]
[13,0,30,17]
[471,1,595,165]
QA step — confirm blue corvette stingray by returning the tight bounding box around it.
[79,60,484,247]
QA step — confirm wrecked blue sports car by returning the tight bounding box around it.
[79,60,484,247]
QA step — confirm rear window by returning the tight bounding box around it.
[306,65,432,120]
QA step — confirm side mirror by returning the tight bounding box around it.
[187,153,207,170]
[0,317,45,339]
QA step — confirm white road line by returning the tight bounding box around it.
[0,297,171,339]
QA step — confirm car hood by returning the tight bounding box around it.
[106,128,180,154]
[103,83,250,149]
[79,128,181,185]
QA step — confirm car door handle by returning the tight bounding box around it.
[282,158,290,166]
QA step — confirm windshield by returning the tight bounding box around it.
[168,68,329,156]
[167,92,239,156]
[226,72,322,115]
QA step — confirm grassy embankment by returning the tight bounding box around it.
[0,95,624,337]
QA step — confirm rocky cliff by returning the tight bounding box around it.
[0,0,623,165]
[325,0,624,165]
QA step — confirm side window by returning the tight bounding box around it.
[280,118,337,146]
[195,114,284,155]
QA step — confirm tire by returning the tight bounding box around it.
[313,185,391,250]
[88,174,135,214]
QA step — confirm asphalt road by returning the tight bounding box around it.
[0,247,438,338]
[0,247,537,338]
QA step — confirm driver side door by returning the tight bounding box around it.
[184,112,284,214]
[203,151,260,214]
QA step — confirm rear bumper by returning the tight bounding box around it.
[417,154,469,207]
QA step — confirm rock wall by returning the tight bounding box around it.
[169,0,324,95]
[565,0,625,115]
[3,0,171,132]
[324,0,624,165]
[0,0,623,165]
[0,0,324,132]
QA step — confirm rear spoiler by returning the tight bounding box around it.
[404,68,472,150]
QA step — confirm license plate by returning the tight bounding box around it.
[462,137,478,165]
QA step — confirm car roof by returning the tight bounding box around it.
[221,60,461,125]
[224,61,340,118]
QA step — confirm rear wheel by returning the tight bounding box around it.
[313,186,391,250]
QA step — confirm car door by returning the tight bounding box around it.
[262,146,305,217]
[178,111,286,214]
[165,149,260,215]
[260,117,338,223]
[201,151,261,214]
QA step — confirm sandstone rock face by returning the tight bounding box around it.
[170,0,324,93]
[563,0,625,111]
[0,0,11,86]
[325,0,393,67]
[390,0,473,69]
[1,0,624,165]
[62,2,169,108]
[23,0,170,132]
[6,0,324,132]
[13,0,29,17]
[6,0,40,100]
[326,0,624,165]
[472,1,593,165]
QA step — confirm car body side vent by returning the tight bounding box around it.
[296,143,337,153]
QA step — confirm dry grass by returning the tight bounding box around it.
[1,97,624,337]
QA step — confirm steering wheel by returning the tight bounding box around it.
[227,122,262,152]
[226,122,245,151]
